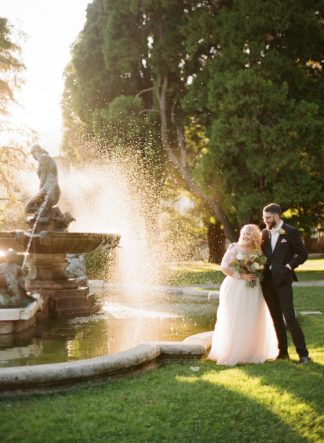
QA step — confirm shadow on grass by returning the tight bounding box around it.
[0,290,322,442]
[232,314,324,412]
[0,363,310,443]
[239,358,324,409]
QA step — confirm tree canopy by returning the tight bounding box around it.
[0,17,24,118]
[184,0,324,232]
[0,17,27,228]
[62,0,324,237]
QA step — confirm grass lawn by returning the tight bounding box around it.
[166,258,324,286]
[0,289,323,442]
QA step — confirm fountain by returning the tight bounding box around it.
[0,151,217,393]
[0,145,120,335]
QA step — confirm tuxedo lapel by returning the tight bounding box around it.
[263,230,272,257]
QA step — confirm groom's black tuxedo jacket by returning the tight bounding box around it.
[261,222,308,285]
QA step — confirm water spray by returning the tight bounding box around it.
[22,194,49,271]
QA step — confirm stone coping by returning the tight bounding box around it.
[0,335,211,395]
[89,281,220,300]
[89,279,324,301]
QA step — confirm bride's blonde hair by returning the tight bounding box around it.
[238,224,262,251]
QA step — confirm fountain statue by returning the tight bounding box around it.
[25,144,74,232]
[0,247,42,335]
[66,254,88,287]
[26,144,60,217]
[0,249,33,308]
[0,144,120,335]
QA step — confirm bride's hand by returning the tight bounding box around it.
[241,274,255,282]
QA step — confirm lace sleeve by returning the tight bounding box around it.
[221,243,240,278]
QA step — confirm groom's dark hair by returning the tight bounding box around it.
[263,203,282,215]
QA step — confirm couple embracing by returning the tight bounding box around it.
[208,203,310,366]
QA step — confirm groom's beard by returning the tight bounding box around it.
[266,220,277,230]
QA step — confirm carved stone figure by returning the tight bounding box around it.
[66,254,88,286]
[25,144,75,232]
[25,144,61,217]
[0,249,33,307]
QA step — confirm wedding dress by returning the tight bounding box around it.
[208,243,278,365]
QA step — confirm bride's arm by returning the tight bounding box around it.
[221,244,240,278]
[220,244,255,282]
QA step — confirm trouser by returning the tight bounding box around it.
[262,274,308,358]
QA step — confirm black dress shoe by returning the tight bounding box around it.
[276,353,289,360]
[296,356,311,365]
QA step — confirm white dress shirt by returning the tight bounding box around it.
[271,220,284,251]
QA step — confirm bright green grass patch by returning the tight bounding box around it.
[295,258,324,281]
[0,288,323,443]
[295,271,324,281]
[166,261,223,285]
[165,259,324,285]
[1,360,323,443]
[294,287,324,312]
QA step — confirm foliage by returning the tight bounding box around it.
[62,0,324,238]
[60,62,88,164]
[158,205,206,261]
[61,0,167,211]
[63,0,152,125]
[0,18,27,224]
[66,0,111,121]
[84,247,117,280]
[0,17,24,118]
[183,0,324,232]
[89,95,161,164]
[0,286,323,442]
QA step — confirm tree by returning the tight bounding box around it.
[183,0,324,232]
[62,0,324,240]
[66,0,152,123]
[0,17,24,118]
[0,17,27,228]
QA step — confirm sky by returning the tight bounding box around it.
[0,0,91,156]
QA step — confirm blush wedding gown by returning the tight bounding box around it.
[208,243,278,365]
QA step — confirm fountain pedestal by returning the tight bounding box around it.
[27,278,99,317]
[26,253,100,317]
[0,230,120,320]
[24,231,120,317]
[26,253,67,280]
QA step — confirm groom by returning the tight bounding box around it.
[261,203,310,364]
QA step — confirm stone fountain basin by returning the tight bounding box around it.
[0,294,42,322]
[0,294,43,335]
[0,231,121,254]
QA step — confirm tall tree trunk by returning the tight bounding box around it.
[156,74,236,242]
[207,221,226,263]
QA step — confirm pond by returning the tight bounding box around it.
[0,292,217,368]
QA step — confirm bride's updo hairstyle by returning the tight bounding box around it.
[238,224,262,251]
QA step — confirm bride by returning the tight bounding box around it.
[208,224,278,365]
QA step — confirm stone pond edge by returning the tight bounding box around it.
[0,332,213,395]
[1,276,322,395]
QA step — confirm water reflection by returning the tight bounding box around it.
[0,293,217,368]
[0,338,43,364]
